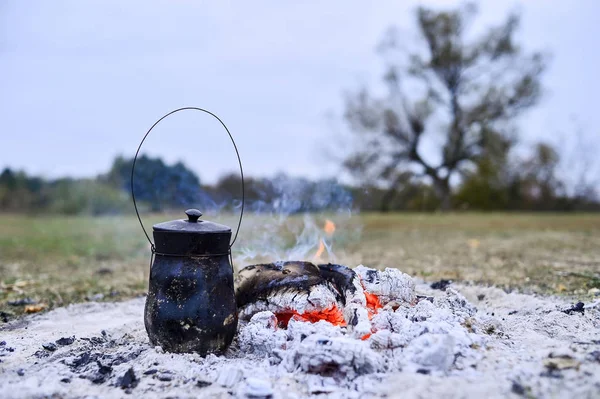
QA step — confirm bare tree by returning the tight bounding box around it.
[343,3,546,210]
[521,142,563,208]
[559,122,600,202]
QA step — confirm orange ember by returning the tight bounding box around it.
[364,291,382,312]
[275,312,297,328]
[275,305,347,328]
[324,219,336,236]
[360,278,383,319]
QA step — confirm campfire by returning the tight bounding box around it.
[226,219,490,385]
[235,261,415,339]
[231,258,487,387]
[236,219,416,339]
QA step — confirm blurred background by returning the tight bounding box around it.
[1,1,599,317]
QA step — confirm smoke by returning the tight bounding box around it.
[231,175,360,268]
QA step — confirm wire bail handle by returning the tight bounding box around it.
[130,107,245,251]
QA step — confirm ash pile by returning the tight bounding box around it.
[2,262,599,398]
[232,262,489,394]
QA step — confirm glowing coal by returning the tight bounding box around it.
[235,262,345,327]
[235,262,415,332]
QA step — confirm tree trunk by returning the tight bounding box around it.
[380,186,397,212]
[433,178,452,211]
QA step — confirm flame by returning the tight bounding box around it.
[313,220,336,260]
[324,219,336,236]
[314,239,326,259]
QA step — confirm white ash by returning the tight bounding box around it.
[215,365,244,388]
[285,334,385,378]
[403,333,457,372]
[239,377,274,398]
[285,317,343,343]
[1,270,600,398]
[371,308,411,332]
[369,329,406,350]
[238,311,287,355]
[433,287,477,318]
[407,296,437,321]
[340,273,372,337]
[343,271,368,306]
[354,265,416,304]
[343,303,371,338]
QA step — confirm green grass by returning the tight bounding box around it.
[1,212,599,319]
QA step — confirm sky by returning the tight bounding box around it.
[1,0,599,184]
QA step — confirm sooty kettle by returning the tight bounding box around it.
[131,107,244,355]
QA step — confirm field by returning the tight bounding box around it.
[1,212,599,319]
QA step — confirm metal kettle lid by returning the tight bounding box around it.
[153,209,231,234]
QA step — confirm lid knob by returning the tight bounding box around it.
[185,209,203,223]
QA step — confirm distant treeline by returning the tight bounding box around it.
[0,153,598,215]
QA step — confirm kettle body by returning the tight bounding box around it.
[144,209,238,355]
